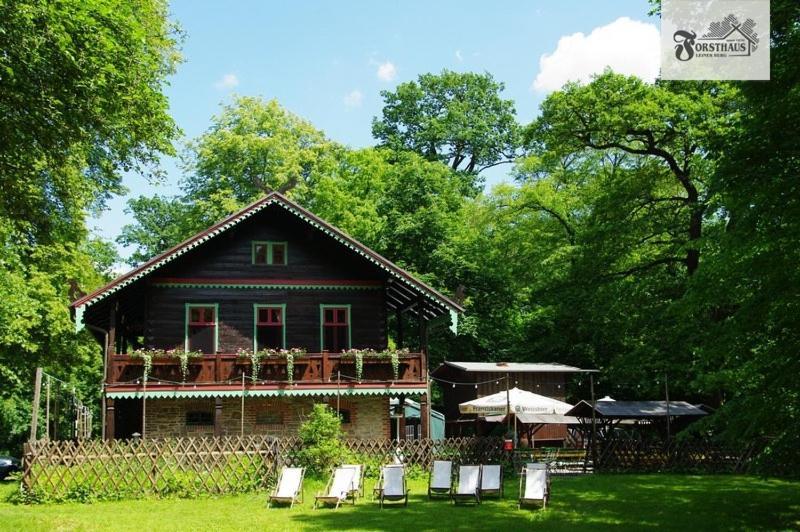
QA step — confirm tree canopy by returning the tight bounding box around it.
[372,70,520,174]
[0,0,180,452]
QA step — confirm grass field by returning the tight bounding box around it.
[1,474,798,531]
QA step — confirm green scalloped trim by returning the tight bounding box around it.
[105,386,427,399]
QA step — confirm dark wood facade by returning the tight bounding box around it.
[72,193,464,440]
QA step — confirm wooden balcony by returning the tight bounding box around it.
[108,352,426,386]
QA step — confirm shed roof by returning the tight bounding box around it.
[566,400,708,419]
[433,361,597,375]
[71,192,463,330]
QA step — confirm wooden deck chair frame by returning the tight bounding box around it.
[479,464,504,498]
[268,466,305,508]
[451,464,481,505]
[428,460,453,499]
[342,464,365,501]
[375,465,409,508]
[314,466,356,510]
[518,464,549,510]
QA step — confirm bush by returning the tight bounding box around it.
[296,404,349,476]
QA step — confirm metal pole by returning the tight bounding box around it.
[506,373,511,435]
[29,368,43,442]
[141,377,147,439]
[664,373,671,445]
[590,374,597,469]
[241,373,245,437]
[337,370,341,415]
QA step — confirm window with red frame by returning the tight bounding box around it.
[322,306,350,352]
[255,306,284,350]
[187,305,216,354]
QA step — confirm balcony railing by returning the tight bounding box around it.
[108,352,425,385]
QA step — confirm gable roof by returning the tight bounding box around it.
[433,361,597,375]
[72,192,463,329]
[566,400,707,419]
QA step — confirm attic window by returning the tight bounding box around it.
[252,241,287,265]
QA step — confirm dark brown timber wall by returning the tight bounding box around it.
[141,205,390,352]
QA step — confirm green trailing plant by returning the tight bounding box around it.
[342,348,376,381]
[343,348,407,381]
[238,348,307,384]
[236,348,267,383]
[131,348,203,382]
[387,348,409,381]
[280,348,306,384]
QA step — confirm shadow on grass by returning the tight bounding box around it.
[548,474,800,530]
[283,475,800,531]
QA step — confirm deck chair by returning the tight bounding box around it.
[428,460,453,499]
[342,464,365,500]
[519,464,549,509]
[451,465,481,505]
[376,465,408,508]
[268,467,305,508]
[480,464,503,498]
[314,466,356,509]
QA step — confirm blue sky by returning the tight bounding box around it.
[94,0,658,259]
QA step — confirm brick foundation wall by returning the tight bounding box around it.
[142,395,391,440]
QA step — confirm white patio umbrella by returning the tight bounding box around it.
[459,388,573,448]
[459,387,572,416]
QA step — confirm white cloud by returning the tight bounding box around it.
[376,61,397,82]
[455,50,464,62]
[532,17,660,93]
[214,73,240,90]
[343,89,363,108]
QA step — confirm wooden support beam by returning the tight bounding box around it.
[214,397,223,437]
[396,308,404,348]
[106,304,117,384]
[105,398,115,440]
[419,393,430,439]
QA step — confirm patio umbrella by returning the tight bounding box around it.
[458,387,572,416]
[460,388,573,448]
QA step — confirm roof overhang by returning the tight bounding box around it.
[432,361,598,377]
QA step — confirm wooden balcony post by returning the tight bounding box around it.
[419,393,430,439]
[214,397,223,437]
[106,304,116,384]
[322,350,330,382]
[105,398,115,440]
[396,308,403,348]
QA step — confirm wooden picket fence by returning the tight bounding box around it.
[596,438,757,474]
[21,436,507,501]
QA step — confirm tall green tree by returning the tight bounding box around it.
[529,72,739,276]
[0,0,181,243]
[0,0,181,453]
[372,70,520,175]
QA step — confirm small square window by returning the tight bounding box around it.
[252,242,287,265]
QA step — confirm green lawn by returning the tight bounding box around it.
[1,474,798,531]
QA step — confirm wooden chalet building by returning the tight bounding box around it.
[71,192,463,440]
